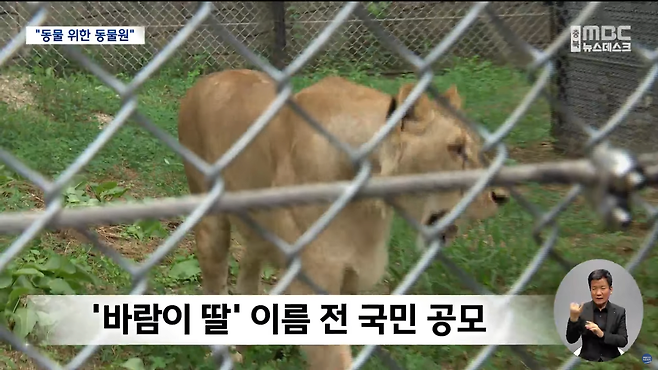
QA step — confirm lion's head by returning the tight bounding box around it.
[378,82,509,248]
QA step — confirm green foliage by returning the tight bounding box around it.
[366,2,392,19]
[167,256,201,283]
[63,180,128,207]
[121,357,146,370]
[124,219,168,242]
[0,166,101,341]
[61,180,169,242]
[0,250,99,340]
[0,165,19,202]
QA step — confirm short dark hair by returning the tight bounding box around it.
[588,269,613,289]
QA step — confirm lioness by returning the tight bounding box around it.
[177,69,509,369]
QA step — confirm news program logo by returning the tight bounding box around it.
[570,25,631,53]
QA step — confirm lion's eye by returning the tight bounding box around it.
[448,143,464,156]
[449,144,467,160]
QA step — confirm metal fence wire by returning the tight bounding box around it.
[0,1,657,370]
[0,2,553,75]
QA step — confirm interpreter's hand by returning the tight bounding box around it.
[585,321,604,338]
[569,302,583,322]
[569,302,584,322]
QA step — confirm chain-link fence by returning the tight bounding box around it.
[0,1,552,75]
[552,1,658,156]
[0,1,657,370]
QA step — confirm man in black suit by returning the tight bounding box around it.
[566,269,629,362]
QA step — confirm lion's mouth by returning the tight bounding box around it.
[424,210,458,242]
[424,211,446,227]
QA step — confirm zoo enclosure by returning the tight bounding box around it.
[0,2,657,370]
[0,2,553,74]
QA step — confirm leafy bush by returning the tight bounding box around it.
[0,250,99,340]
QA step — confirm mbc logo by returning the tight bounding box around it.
[581,25,631,42]
[570,25,632,53]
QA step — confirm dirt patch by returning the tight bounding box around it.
[611,236,642,256]
[78,220,195,262]
[46,217,193,263]
[0,345,106,370]
[0,346,38,370]
[639,187,658,207]
[2,179,45,210]
[119,167,140,182]
[510,141,562,164]
[109,237,166,261]
[92,112,114,130]
[0,72,35,110]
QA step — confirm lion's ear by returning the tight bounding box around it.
[391,83,433,133]
[442,84,463,110]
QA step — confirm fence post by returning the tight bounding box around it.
[549,1,570,155]
[271,1,287,70]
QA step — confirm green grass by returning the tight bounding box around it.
[0,56,656,370]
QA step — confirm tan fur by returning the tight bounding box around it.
[177,69,509,369]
